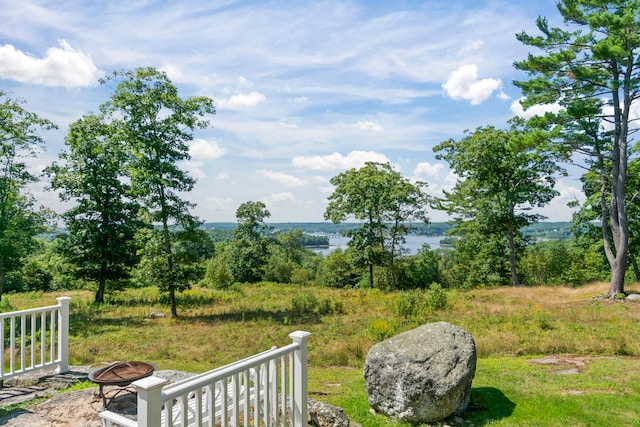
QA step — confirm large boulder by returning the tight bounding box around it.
[364,322,476,424]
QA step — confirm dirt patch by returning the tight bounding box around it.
[528,355,589,374]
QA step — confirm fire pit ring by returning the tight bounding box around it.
[89,361,157,409]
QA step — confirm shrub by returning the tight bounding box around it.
[202,256,234,289]
[290,292,318,315]
[426,283,448,311]
[368,318,396,342]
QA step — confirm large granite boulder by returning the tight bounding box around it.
[364,322,476,424]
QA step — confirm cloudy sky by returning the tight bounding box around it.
[1,0,585,223]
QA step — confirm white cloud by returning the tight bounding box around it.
[510,97,563,119]
[237,76,252,87]
[412,162,444,180]
[442,64,502,105]
[353,121,384,132]
[532,179,585,221]
[215,173,230,180]
[269,192,295,202]
[278,121,298,128]
[292,150,390,171]
[257,170,305,187]
[0,40,102,87]
[601,100,640,132]
[189,138,225,159]
[218,91,266,110]
[459,39,484,54]
[181,160,207,178]
[204,196,235,211]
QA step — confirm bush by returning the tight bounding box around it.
[520,239,608,286]
[290,292,318,315]
[425,283,448,311]
[202,255,234,289]
[316,249,361,288]
[368,318,396,342]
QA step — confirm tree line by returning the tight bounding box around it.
[1,1,639,315]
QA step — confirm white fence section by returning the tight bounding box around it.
[100,330,311,427]
[0,296,70,381]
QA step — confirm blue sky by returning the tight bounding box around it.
[1,0,585,223]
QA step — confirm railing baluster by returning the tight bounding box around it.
[40,311,45,367]
[206,383,214,427]
[30,314,36,369]
[49,310,55,363]
[280,355,286,427]
[242,370,249,427]
[9,316,15,375]
[20,314,26,372]
[221,379,229,427]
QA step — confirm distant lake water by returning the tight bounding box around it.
[311,235,445,256]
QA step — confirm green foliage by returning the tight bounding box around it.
[434,124,562,287]
[394,284,448,318]
[425,282,448,311]
[316,249,361,288]
[0,91,56,300]
[133,228,211,296]
[367,318,396,342]
[520,239,608,286]
[290,292,318,314]
[227,201,271,284]
[324,162,430,289]
[46,113,143,304]
[392,245,442,289]
[440,230,512,288]
[100,67,214,316]
[514,0,640,296]
[202,250,234,289]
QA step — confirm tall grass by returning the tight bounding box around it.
[3,281,640,425]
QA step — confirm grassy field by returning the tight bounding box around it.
[3,281,640,426]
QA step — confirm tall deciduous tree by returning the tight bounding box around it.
[101,67,215,317]
[227,201,272,283]
[434,125,561,286]
[0,92,56,300]
[324,162,429,289]
[514,0,640,296]
[46,114,142,304]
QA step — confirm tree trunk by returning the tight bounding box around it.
[506,225,520,287]
[170,287,178,318]
[94,278,105,304]
[368,263,374,290]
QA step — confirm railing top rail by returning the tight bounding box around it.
[0,303,61,319]
[161,342,300,401]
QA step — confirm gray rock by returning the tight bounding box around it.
[308,398,350,427]
[626,293,640,301]
[364,322,476,425]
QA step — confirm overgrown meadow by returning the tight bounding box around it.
[4,281,640,426]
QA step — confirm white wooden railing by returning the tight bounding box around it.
[100,330,311,427]
[0,296,70,381]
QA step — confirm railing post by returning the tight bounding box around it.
[289,330,311,427]
[55,297,71,374]
[133,376,168,427]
